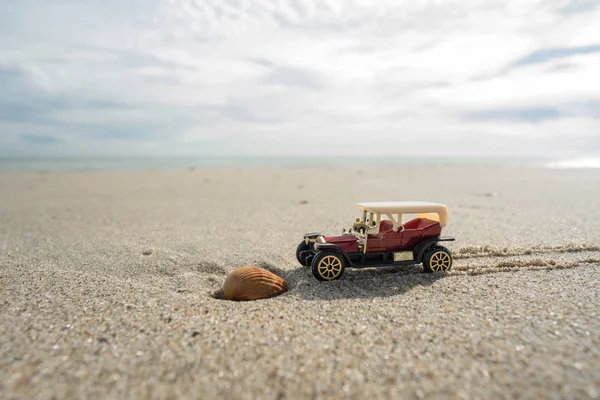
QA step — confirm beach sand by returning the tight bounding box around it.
[1,165,599,399]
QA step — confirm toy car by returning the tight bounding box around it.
[296,202,455,281]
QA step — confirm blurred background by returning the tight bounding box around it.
[0,0,599,168]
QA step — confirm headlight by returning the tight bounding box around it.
[314,235,326,250]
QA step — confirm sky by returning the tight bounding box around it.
[0,0,599,158]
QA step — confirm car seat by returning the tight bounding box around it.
[379,220,394,233]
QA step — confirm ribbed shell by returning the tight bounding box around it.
[223,266,288,301]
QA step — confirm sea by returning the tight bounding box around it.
[0,156,598,172]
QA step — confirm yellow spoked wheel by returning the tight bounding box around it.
[423,246,453,273]
[312,253,345,281]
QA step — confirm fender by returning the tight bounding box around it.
[314,243,353,266]
[303,232,321,240]
[414,236,455,262]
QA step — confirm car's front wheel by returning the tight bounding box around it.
[311,252,345,281]
[423,245,453,273]
[296,241,311,266]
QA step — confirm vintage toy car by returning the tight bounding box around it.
[296,202,455,281]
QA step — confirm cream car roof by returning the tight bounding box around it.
[356,201,448,227]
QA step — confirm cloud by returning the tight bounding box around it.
[261,66,321,89]
[463,107,562,123]
[463,99,600,123]
[20,134,63,144]
[559,0,600,15]
[0,65,202,143]
[513,45,600,67]
[574,100,600,119]
[0,0,599,157]
[0,65,131,120]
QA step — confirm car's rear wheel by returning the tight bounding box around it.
[296,241,310,266]
[311,252,345,281]
[423,245,453,273]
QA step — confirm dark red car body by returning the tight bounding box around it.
[324,218,441,253]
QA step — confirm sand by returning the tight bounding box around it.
[0,165,599,399]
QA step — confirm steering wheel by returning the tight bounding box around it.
[352,222,369,232]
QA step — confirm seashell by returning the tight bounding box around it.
[223,266,288,301]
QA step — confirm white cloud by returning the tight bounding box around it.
[0,0,599,156]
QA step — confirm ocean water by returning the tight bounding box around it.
[0,156,596,171]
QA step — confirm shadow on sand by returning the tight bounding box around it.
[258,262,446,301]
